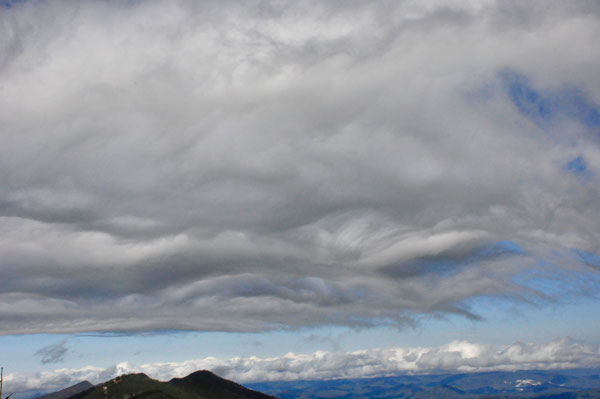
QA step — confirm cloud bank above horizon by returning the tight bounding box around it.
[5,337,600,397]
[1,0,600,335]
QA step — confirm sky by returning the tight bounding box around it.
[1,0,600,396]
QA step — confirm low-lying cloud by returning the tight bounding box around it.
[5,337,600,397]
[1,0,600,334]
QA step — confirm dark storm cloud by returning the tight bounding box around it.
[1,0,600,334]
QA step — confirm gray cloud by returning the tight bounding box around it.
[35,340,68,365]
[5,337,600,397]
[1,0,600,334]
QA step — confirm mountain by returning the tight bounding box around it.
[33,382,95,399]
[60,371,274,399]
[246,368,600,399]
[35,368,600,399]
[169,370,273,399]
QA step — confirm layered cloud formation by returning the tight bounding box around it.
[1,0,600,334]
[5,338,600,397]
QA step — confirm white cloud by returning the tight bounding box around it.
[5,337,600,398]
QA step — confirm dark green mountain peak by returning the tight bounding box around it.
[169,370,275,399]
[169,370,219,385]
[74,373,176,399]
[58,371,274,399]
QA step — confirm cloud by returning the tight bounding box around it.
[35,340,69,365]
[5,337,600,397]
[0,0,600,334]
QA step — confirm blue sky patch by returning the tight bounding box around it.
[477,240,525,258]
[559,89,600,129]
[573,248,600,268]
[498,69,600,131]
[3,0,26,8]
[499,70,553,124]
[567,156,588,175]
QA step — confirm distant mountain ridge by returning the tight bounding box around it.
[37,371,274,399]
[33,381,94,399]
[246,368,600,399]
